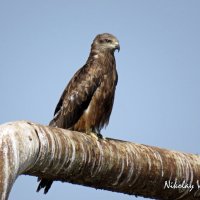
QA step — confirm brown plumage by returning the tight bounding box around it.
[37,33,120,194]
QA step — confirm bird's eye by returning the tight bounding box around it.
[105,39,112,43]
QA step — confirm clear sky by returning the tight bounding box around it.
[0,1,200,200]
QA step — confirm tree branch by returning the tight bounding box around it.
[0,121,200,200]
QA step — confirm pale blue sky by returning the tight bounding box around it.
[0,1,200,200]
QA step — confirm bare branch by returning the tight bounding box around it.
[0,121,200,200]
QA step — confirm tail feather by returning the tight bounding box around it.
[37,178,53,194]
[36,120,56,194]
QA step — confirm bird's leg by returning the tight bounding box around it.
[96,132,103,139]
[86,128,103,139]
[93,129,103,139]
[92,132,103,140]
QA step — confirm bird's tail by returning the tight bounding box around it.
[36,119,56,194]
[37,178,53,194]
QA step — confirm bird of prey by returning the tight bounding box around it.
[37,33,120,194]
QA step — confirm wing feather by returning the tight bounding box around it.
[49,64,100,128]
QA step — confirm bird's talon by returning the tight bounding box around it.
[97,133,103,139]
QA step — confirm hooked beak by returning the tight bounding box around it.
[113,41,120,52]
[115,43,120,52]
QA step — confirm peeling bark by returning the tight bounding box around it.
[0,121,200,200]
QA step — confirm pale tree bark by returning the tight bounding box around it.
[0,121,200,200]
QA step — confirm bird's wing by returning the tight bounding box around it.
[49,64,100,128]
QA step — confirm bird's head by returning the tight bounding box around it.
[92,33,120,53]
